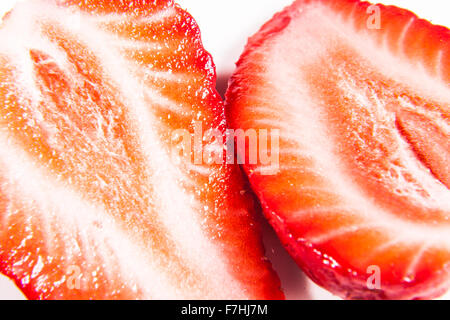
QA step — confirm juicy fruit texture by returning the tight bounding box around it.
[226,0,450,299]
[0,0,283,299]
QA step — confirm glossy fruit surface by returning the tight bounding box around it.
[226,0,450,299]
[0,0,283,299]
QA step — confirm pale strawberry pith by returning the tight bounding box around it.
[226,0,450,299]
[0,0,283,299]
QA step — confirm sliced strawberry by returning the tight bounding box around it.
[226,0,450,299]
[0,0,283,299]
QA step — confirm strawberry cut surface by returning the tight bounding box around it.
[226,0,450,299]
[0,0,283,299]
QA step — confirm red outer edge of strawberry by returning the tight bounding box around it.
[262,202,450,300]
[226,0,450,300]
[170,2,285,300]
[0,261,37,300]
[0,0,285,300]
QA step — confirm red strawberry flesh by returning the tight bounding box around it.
[0,0,283,299]
[226,0,450,300]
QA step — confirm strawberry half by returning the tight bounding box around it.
[0,0,283,299]
[226,0,450,300]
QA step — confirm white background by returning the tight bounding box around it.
[0,0,449,300]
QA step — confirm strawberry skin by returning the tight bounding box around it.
[226,0,450,299]
[0,0,283,299]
